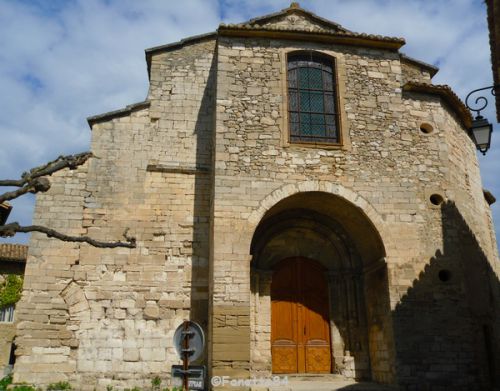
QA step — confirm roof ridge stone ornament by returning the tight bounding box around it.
[242,2,352,34]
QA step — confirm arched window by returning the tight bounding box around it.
[287,52,339,144]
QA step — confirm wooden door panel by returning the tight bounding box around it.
[271,260,298,374]
[271,258,331,374]
[272,344,297,373]
[300,260,331,373]
[271,300,296,342]
[305,344,331,373]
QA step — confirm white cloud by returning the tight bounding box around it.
[1,0,499,248]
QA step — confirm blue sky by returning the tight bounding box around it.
[1,0,498,248]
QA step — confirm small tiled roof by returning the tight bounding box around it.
[403,82,473,129]
[0,244,28,263]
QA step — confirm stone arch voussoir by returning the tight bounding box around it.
[248,181,387,246]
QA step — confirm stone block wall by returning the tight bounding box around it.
[210,33,499,389]
[14,40,215,389]
[15,166,87,385]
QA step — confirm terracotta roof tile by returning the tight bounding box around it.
[0,244,28,263]
[218,23,405,46]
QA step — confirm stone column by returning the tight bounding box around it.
[251,269,273,374]
[328,272,345,374]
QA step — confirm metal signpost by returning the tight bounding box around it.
[172,320,205,391]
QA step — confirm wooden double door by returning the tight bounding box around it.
[271,257,331,373]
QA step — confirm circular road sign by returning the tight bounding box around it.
[173,321,205,363]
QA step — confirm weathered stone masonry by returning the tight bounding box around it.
[13,3,500,390]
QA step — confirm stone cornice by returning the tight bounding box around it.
[217,24,405,51]
[145,32,217,78]
[146,164,210,175]
[87,101,151,128]
[400,53,439,78]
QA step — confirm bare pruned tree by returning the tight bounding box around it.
[0,152,136,248]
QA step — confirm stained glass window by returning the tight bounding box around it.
[288,52,339,143]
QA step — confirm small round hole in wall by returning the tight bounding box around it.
[420,123,434,134]
[438,269,451,282]
[430,194,444,206]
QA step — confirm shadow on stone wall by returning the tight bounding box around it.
[189,50,217,363]
[388,201,500,391]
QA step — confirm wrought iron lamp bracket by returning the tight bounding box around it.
[465,84,499,118]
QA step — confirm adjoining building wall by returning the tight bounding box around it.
[486,0,500,121]
[0,244,27,377]
[0,324,15,376]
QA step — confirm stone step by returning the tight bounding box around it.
[251,374,397,391]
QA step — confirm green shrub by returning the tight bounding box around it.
[46,381,72,390]
[0,375,40,391]
[0,374,13,391]
[151,376,161,390]
[0,275,23,308]
[11,385,37,391]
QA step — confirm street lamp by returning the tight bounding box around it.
[469,115,493,155]
[464,84,498,155]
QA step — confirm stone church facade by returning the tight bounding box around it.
[13,3,500,390]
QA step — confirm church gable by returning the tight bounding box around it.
[240,2,350,34]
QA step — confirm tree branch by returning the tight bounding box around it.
[0,152,93,188]
[1,152,93,204]
[0,151,135,249]
[0,223,136,249]
[0,178,51,204]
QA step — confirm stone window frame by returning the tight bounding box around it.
[280,48,351,150]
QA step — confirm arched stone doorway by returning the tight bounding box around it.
[249,192,393,381]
